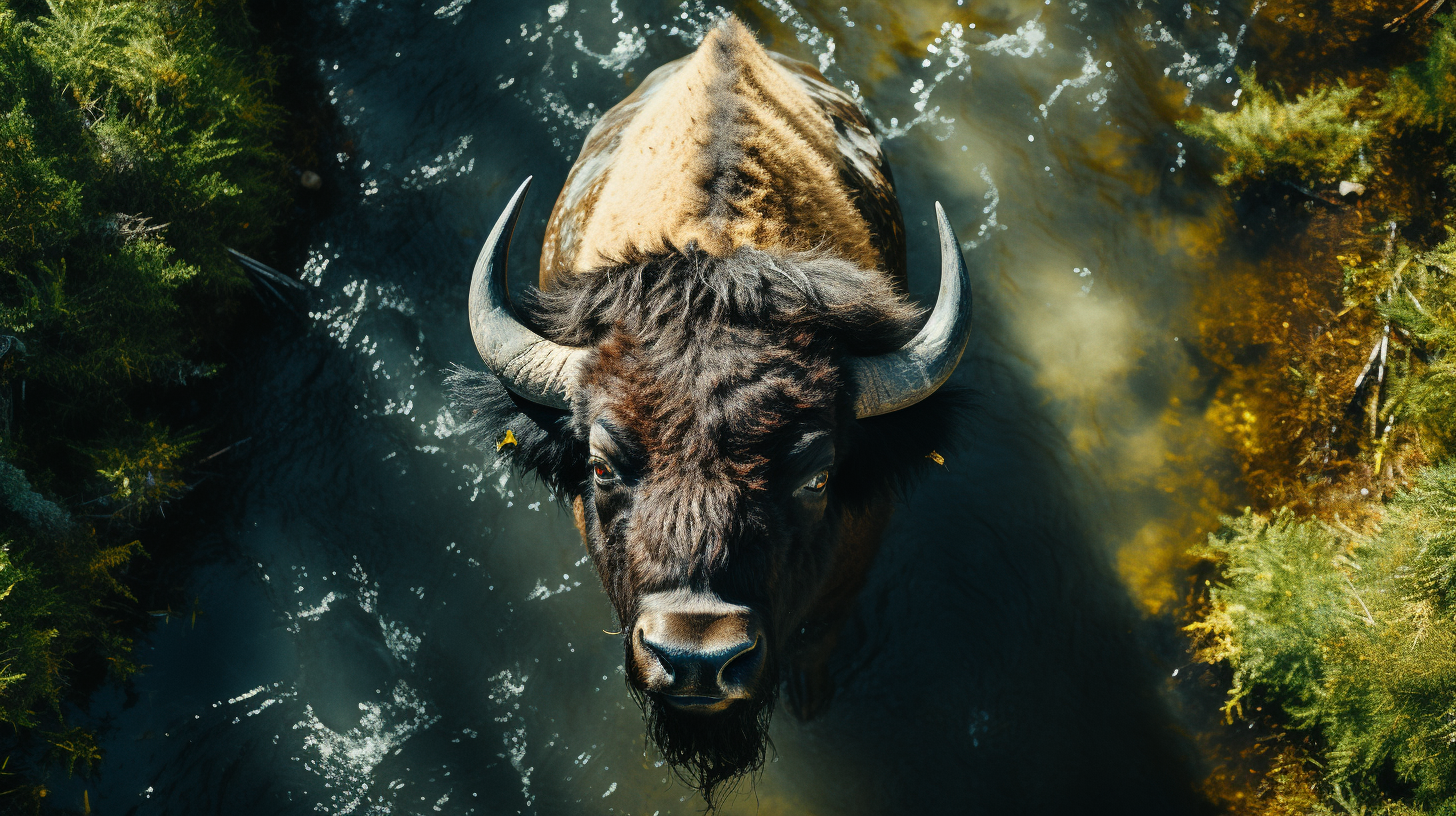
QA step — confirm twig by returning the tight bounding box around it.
[1386,0,1446,29]
[1343,574,1376,626]
[1331,513,1367,541]
[198,437,252,464]
[1374,403,1401,471]
[1352,332,1386,391]
[1281,180,1344,208]
[1376,325,1390,386]
[250,274,289,305]
[225,248,306,291]
[226,246,310,316]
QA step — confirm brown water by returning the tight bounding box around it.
[73,0,1259,813]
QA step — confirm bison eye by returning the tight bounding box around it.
[803,469,829,493]
[590,457,617,483]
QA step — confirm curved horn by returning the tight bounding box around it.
[470,177,587,409]
[849,202,973,418]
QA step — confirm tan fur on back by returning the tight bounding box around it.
[540,17,881,283]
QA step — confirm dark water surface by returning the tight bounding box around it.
[83,0,1259,813]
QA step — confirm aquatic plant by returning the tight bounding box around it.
[1193,467,1456,814]
[1179,70,1373,187]
[1182,9,1456,816]
[1181,11,1456,511]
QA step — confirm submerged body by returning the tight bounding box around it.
[452,16,970,804]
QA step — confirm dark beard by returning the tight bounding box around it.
[635,688,775,809]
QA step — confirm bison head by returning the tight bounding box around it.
[448,178,970,802]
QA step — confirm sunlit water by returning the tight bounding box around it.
[79,0,1260,813]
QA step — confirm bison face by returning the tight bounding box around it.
[576,340,842,702]
[566,322,856,791]
[449,178,970,801]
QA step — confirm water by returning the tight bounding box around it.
[79,0,1260,812]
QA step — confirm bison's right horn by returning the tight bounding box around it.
[848,202,973,418]
[470,177,587,409]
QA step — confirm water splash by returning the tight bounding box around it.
[979,17,1048,59]
[487,669,535,807]
[1138,0,1265,105]
[962,164,1005,250]
[294,680,440,815]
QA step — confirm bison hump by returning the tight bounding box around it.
[540,16,905,285]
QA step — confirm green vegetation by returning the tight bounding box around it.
[1191,475,1456,815]
[0,0,287,805]
[1181,6,1456,816]
[1179,70,1374,187]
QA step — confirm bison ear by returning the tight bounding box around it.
[837,384,974,503]
[445,364,589,497]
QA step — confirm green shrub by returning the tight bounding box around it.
[1178,69,1374,187]
[90,421,195,520]
[0,0,287,799]
[1193,466,1456,813]
[1379,14,1456,134]
[1189,510,1355,722]
[1181,10,1456,816]
[0,0,285,420]
[0,526,141,762]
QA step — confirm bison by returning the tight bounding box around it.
[449,16,971,803]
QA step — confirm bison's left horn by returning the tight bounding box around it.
[470,176,587,409]
[849,202,973,418]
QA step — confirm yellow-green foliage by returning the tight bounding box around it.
[1178,69,1374,186]
[1194,467,1456,814]
[1183,13,1456,188]
[0,0,285,406]
[1182,12,1456,816]
[91,421,194,519]
[0,531,140,763]
[1379,14,1456,133]
[1189,510,1356,721]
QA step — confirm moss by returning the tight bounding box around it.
[0,0,289,804]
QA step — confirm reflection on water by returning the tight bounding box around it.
[80,0,1265,813]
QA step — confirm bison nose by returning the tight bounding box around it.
[631,590,766,712]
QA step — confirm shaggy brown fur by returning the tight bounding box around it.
[448,247,968,805]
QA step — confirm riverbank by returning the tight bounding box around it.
[1178,5,1456,814]
[0,0,301,807]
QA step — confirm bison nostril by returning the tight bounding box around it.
[640,636,676,681]
[716,636,761,687]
